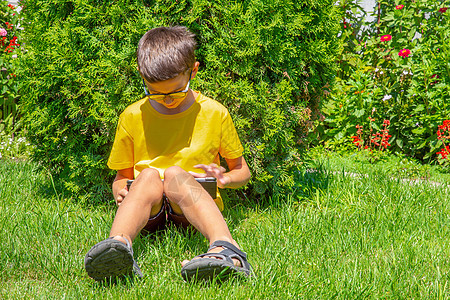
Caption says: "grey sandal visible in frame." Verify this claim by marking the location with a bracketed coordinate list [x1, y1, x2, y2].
[84, 236, 143, 281]
[181, 240, 252, 281]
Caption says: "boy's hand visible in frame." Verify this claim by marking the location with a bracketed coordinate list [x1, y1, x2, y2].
[112, 168, 134, 206]
[115, 188, 128, 206]
[189, 164, 231, 189]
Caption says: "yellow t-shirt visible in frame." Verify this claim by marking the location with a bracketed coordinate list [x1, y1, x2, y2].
[107, 92, 244, 210]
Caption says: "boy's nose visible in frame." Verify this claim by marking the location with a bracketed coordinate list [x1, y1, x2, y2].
[164, 95, 174, 104]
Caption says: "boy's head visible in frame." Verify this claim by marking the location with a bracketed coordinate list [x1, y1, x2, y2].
[137, 26, 197, 83]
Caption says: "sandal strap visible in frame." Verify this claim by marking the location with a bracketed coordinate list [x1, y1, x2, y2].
[110, 235, 133, 253]
[208, 240, 247, 260]
[194, 252, 234, 265]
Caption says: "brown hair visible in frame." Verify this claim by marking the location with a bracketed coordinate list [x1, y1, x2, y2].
[137, 26, 197, 83]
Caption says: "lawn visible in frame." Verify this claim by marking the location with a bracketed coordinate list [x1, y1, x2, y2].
[1, 152, 449, 299]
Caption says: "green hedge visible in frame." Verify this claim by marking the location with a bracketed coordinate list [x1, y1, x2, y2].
[18, 0, 340, 202]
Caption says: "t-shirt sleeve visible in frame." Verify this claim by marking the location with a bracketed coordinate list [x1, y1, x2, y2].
[107, 114, 134, 170]
[219, 110, 244, 159]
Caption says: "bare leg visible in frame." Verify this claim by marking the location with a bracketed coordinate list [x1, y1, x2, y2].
[164, 166, 234, 242]
[163, 166, 241, 267]
[110, 168, 164, 245]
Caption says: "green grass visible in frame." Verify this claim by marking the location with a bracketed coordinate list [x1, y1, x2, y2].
[1, 153, 449, 299]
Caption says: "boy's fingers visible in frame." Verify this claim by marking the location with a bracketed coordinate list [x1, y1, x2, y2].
[193, 164, 215, 176]
[193, 164, 209, 170]
[211, 167, 223, 178]
[118, 188, 128, 197]
[194, 164, 226, 174]
[188, 171, 206, 178]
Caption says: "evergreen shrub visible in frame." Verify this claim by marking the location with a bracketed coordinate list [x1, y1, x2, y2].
[18, 0, 340, 202]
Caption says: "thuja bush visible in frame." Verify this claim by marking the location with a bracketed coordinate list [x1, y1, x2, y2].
[18, 0, 340, 202]
[321, 0, 450, 162]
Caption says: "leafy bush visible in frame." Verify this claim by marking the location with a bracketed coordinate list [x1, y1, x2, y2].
[0, 114, 32, 160]
[18, 0, 340, 202]
[321, 0, 450, 163]
[0, 0, 20, 120]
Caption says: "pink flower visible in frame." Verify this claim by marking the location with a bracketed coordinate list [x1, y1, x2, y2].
[0, 28, 7, 37]
[396, 4, 404, 9]
[380, 34, 392, 42]
[398, 49, 411, 58]
[439, 7, 448, 13]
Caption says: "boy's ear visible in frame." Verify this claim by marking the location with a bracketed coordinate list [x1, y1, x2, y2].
[191, 61, 200, 79]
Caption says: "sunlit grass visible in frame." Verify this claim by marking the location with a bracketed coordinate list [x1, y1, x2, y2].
[1, 154, 449, 299]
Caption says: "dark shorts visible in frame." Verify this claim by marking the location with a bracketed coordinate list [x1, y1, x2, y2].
[142, 196, 193, 234]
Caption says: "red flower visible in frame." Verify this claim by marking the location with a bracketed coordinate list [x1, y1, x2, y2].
[439, 7, 448, 13]
[398, 49, 411, 58]
[380, 34, 392, 42]
[7, 4, 15, 9]
[351, 136, 362, 147]
[383, 119, 390, 126]
[431, 74, 440, 85]
[441, 120, 450, 128]
[396, 5, 404, 9]
[438, 120, 450, 136]
[437, 146, 450, 159]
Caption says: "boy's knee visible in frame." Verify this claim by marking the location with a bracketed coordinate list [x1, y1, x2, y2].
[136, 167, 161, 183]
[132, 168, 164, 196]
[164, 166, 198, 205]
[163, 166, 186, 180]
[131, 168, 164, 213]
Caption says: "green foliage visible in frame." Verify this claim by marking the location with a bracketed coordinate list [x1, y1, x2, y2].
[0, 0, 20, 120]
[18, 0, 340, 202]
[321, 0, 450, 163]
[0, 113, 32, 160]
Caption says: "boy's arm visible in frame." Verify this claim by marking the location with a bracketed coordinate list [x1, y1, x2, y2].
[222, 156, 251, 189]
[112, 167, 134, 205]
[190, 156, 251, 189]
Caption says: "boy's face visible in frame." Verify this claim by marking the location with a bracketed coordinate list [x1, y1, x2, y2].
[143, 62, 199, 109]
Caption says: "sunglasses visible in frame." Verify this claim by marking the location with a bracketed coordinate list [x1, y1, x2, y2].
[143, 72, 191, 101]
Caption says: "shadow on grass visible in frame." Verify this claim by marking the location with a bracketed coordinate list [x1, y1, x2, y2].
[222, 160, 332, 227]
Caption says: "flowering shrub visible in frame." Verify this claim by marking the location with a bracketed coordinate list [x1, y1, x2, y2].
[321, 0, 450, 163]
[351, 118, 391, 156]
[0, 0, 20, 121]
[436, 120, 450, 166]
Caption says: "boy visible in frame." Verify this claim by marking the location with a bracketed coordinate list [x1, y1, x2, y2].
[84, 26, 252, 282]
